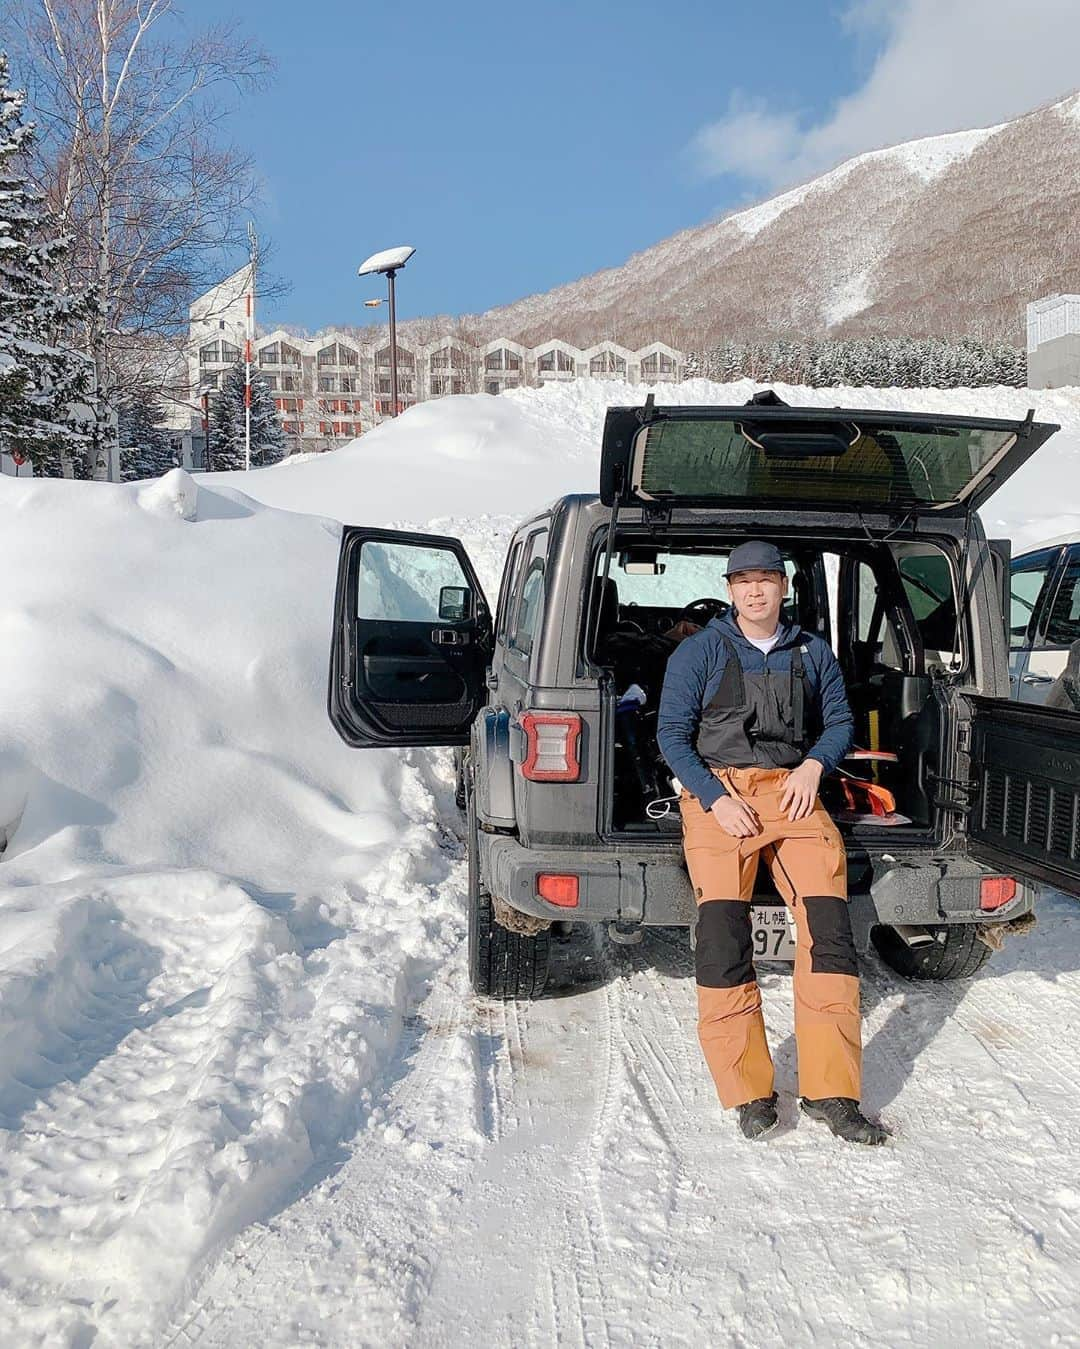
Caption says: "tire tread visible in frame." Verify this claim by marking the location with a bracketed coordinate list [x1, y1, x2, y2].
[872, 921, 992, 981]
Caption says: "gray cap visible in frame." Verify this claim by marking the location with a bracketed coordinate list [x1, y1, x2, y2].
[727, 540, 785, 577]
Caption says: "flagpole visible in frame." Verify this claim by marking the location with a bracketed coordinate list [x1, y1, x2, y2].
[244, 223, 258, 471]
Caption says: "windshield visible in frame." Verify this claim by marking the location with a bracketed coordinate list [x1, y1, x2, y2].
[631, 416, 1019, 508]
[603, 550, 797, 606]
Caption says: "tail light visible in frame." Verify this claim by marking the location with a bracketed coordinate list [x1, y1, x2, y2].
[520, 712, 581, 782]
[980, 876, 1017, 911]
[538, 873, 579, 907]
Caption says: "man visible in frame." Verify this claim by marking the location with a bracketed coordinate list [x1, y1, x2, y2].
[657, 541, 886, 1146]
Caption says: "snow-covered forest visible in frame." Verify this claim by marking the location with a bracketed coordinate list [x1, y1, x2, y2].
[685, 334, 1027, 388]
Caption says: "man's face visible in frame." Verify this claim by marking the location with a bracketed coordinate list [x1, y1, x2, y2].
[727, 569, 788, 628]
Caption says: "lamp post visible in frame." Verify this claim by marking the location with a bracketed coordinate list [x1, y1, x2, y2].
[200, 386, 212, 471]
[358, 245, 415, 417]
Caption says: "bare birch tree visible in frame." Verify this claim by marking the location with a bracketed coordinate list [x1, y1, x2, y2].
[9, 0, 272, 474]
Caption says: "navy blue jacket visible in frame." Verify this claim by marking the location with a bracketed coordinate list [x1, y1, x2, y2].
[657, 613, 854, 810]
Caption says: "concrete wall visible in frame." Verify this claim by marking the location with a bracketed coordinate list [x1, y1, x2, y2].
[1028, 332, 1080, 388]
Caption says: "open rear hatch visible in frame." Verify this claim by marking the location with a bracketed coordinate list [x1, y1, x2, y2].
[600, 395, 1059, 514]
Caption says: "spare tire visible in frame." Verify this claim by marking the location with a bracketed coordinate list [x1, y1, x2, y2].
[871, 922, 992, 981]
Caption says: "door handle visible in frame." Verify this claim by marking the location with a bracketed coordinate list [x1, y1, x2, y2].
[1021, 672, 1053, 684]
[432, 628, 468, 646]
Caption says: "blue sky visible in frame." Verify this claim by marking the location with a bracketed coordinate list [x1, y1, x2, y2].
[175, 0, 1080, 334]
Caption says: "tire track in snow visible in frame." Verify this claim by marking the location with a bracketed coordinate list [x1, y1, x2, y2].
[163, 919, 1080, 1348]
[554, 978, 619, 1349]
[161, 973, 474, 1348]
[465, 971, 622, 1349]
[619, 935, 829, 1346]
[946, 969, 1080, 1336]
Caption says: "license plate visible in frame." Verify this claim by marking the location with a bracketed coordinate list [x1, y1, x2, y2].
[751, 905, 796, 961]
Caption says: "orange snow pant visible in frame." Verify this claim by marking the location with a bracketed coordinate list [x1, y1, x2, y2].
[680, 766, 861, 1109]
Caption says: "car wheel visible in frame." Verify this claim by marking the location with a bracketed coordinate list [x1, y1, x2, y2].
[467, 785, 549, 999]
[871, 922, 992, 981]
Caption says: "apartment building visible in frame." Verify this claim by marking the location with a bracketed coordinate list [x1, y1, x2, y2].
[173, 269, 685, 462]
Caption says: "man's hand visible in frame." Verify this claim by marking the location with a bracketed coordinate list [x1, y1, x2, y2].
[710, 793, 760, 838]
[779, 759, 824, 821]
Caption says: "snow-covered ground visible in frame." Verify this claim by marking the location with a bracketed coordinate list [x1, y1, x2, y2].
[1, 378, 1080, 1346]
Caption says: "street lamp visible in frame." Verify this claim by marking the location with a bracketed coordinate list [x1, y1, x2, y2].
[199, 384, 214, 471]
[358, 244, 415, 418]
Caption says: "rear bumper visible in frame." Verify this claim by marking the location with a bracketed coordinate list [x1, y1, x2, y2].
[480, 834, 1036, 941]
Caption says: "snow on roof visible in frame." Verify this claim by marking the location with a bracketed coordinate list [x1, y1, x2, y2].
[357, 244, 415, 275]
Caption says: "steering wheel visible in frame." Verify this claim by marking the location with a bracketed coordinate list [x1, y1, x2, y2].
[679, 597, 729, 626]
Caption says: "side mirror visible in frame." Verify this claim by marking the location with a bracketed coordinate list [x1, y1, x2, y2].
[439, 585, 471, 622]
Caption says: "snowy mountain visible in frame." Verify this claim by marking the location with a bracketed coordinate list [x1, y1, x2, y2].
[3, 379, 1080, 1343]
[465, 95, 1080, 350]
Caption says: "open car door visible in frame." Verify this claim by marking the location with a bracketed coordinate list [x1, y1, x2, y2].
[328, 526, 492, 748]
[600, 397, 1059, 515]
[966, 696, 1080, 894]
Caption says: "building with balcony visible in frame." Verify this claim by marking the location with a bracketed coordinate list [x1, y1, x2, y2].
[637, 342, 682, 383]
[424, 339, 474, 399]
[481, 340, 527, 396]
[533, 340, 583, 382]
[584, 341, 637, 381]
[174, 274, 690, 461]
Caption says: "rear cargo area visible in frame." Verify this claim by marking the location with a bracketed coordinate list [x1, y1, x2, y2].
[592, 531, 960, 844]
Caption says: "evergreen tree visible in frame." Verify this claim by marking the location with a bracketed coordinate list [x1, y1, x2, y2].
[685, 332, 1026, 392]
[116, 384, 175, 480]
[248, 364, 286, 466]
[0, 53, 95, 476]
[209, 361, 286, 471]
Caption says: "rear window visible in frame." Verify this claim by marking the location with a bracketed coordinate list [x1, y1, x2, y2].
[632, 417, 1018, 509]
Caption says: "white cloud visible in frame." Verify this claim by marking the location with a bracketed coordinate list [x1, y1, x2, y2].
[690, 94, 801, 182]
[691, 0, 1080, 191]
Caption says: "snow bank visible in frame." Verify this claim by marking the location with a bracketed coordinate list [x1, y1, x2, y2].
[219, 377, 1080, 550]
[207, 390, 599, 523]
[0, 472, 479, 1343]
[1, 377, 1079, 1344]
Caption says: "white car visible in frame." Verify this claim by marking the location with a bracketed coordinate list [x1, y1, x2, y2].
[1009, 536, 1080, 703]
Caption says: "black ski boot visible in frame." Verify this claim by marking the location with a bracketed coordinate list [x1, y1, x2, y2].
[737, 1094, 779, 1141]
[800, 1096, 888, 1146]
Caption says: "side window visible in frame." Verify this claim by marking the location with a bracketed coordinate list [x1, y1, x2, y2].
[856, 563, 878, 643]
[356, 540, 469, 622]
[495, 540, 524, 642]
[1009, 549, 1057, 648]
[513, 564, 544, 657]
[854, 560, 902, 671]
[898, 551, 957, 657]
[509, 531, 547, 659]
[1044, 555, 1080, 648]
